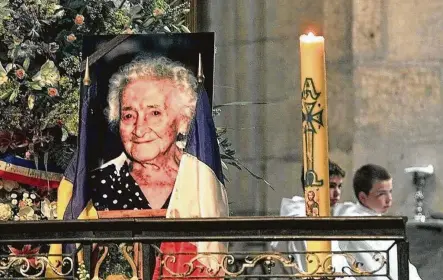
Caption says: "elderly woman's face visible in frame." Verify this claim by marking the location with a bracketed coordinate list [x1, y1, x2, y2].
[119, 78, 184, 163]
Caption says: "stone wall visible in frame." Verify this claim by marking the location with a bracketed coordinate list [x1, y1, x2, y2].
[352, 0, 443, 217]
[200, 0, 443, 218]
[200, 0, 333, 216]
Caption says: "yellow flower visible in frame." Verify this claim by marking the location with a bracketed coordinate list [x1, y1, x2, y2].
[18, 206, 36, 221]
[0, 203, 12, 221]
[27, 94, 35, 109]
[31, 60, 60, 87]
[0, 75, 7, 85]
[41, 199, 58, 220]
[26, 198, 33, 207]
[0, 63, 8, 85]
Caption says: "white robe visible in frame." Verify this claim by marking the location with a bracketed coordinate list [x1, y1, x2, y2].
[270, 196, 355, 279]
[336, 203, 422, 280]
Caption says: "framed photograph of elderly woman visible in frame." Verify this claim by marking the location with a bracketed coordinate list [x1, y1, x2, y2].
[78, 33, 216, 216]
[55, 32, 228, 280]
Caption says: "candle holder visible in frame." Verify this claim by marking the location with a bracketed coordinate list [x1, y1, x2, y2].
[404, 165, 434, 222]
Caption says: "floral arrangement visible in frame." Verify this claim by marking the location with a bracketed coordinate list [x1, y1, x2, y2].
[0, 0, 192, 169]
[0, 179, 57, 221]
[0, 178, 56, 277]
[0, 0, 271, 277]
[0, 1, 192, 278]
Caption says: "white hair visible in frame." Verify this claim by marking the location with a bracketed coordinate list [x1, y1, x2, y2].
[106, 56, 198, 131]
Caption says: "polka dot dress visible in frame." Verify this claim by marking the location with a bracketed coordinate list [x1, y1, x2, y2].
[90, 162, 171, 211]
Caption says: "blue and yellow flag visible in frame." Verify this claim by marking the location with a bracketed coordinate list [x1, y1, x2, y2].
[46, 83, 97, 278]
[61, 81, 98, 221]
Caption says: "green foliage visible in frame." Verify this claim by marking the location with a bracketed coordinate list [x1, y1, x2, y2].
[0, 0, 191, 169]
[0, 1, 272, 277]
[0, 0, 192, 275]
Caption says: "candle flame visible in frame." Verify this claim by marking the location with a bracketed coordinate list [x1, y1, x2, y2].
[300, 32, 324, 43]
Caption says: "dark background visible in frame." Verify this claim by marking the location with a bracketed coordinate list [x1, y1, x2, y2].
[81, 33, 215, 168]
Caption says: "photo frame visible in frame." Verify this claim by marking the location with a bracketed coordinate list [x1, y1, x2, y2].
[57, 32, 227, 280]
[81, 33, 215, 172]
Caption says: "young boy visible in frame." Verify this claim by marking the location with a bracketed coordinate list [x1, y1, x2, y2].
[337, 164, 422, 280]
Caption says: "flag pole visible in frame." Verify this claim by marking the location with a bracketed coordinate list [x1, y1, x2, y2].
[197, 53, 205, 86]
[83, 57, 91, 86]
[46, 56, 92, 278]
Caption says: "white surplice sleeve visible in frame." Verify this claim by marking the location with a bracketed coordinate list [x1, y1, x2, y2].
[337, 203, 422, 280]
[270, 196, 308, 274]
[271, 198, 355, 279]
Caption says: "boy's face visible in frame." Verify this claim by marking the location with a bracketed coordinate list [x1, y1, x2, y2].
[329, 175, 343, 206]
[359, 179, 393, 214]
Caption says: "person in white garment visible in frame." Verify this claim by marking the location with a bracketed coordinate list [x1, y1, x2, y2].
[337, 164, 422, 280]
[271, 160, 355, 279]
